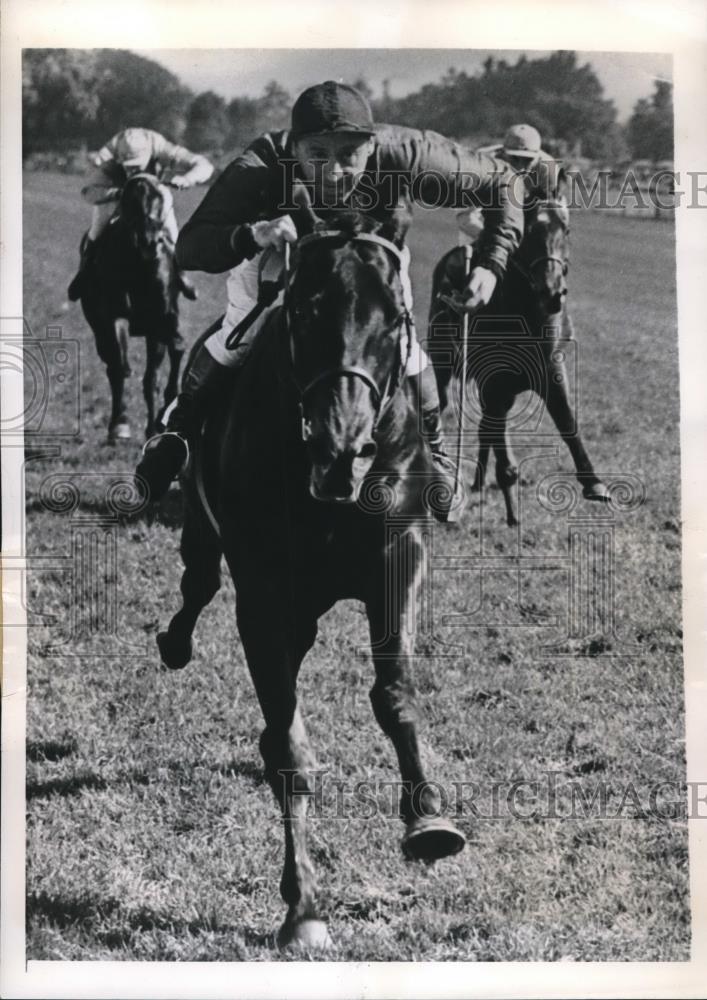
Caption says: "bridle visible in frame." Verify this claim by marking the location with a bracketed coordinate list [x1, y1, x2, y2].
[509, 199, 570, 293]
[284, 229, 414, 441]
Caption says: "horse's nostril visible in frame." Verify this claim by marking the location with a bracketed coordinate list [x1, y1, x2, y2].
[358, 442, 377, 461]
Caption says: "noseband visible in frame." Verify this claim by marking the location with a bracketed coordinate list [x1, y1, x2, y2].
[285, 230, 414, 441]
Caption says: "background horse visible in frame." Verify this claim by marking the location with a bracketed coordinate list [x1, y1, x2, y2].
[429, 184, 608, 525]
[78, 174, 186, 442]
[156, 204, 466, 948]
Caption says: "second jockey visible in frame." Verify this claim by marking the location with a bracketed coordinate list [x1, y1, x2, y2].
[67, 127, 214, 302]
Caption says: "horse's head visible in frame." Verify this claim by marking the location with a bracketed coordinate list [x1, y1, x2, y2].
[119, 174, 170, 253]
[286, 202, 413, 504]
[517, 176, 570, 317]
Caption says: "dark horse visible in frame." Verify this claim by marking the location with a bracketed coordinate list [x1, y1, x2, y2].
[429, 182, 607, 525]
[156, 205, 466, 948]
[78, 174, 186, 442]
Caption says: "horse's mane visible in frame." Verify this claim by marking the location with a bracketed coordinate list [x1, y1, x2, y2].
[306, 203, 412, 248]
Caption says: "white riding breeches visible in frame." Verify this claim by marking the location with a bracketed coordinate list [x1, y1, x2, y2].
[204, 242, 429, 375]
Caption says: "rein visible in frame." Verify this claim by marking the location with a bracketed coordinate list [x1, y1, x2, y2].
[510, 252, 568, 289]
[284, 229, 414, 441]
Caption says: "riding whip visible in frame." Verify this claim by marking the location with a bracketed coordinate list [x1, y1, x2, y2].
[451, 243, 474, 518]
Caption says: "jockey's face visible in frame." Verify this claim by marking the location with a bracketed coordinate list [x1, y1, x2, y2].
[294, 133, 375, 206]
[506, 153, 539, 174]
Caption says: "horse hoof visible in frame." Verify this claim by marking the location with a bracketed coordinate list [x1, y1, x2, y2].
[277, 919, 332, 951]
[157, 630, 192, 671]
[583, 482, 610, 502]
[497, 466, 519, 488]
[402, 816, 466, 862]
[108, 421, 131, 443]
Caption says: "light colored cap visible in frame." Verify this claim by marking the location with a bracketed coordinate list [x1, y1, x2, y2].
[114, 128, 152, 167]
[503, 123, 542, 158]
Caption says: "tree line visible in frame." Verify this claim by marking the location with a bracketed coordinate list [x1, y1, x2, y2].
[22, 48, 673, 164]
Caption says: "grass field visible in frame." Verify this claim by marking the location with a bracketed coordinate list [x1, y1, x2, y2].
[22, 171, 689, 961]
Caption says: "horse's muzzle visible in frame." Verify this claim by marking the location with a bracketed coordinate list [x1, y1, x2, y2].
[308, 446, 377, 505]
[541, 290, 566, 316]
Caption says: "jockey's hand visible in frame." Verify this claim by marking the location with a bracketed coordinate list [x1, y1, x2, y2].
[251, 216, 298, 252]
[170, 175, 192, 190]
[461, 266, 498, 311]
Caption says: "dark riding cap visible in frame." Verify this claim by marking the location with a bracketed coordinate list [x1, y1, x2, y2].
[291, 81, 376, 138]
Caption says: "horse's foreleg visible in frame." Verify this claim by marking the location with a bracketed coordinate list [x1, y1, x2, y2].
[95, 323, 130, 442]
[115, 317, 131, 376]
[366, 537, 465, 862]
[163, 342, 184, 411]
[492, 404, 519, 527]
[157, 500, 221, 670]
[545, 365, 609, 502]
[473, 411, 492, 493]
[478, 390, 519, 525]
[143, 339, 166, 440]
[235, 593, 326, 948]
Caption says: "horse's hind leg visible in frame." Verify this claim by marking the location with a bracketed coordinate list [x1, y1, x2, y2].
[143, 338, 167, 439]
[366, 539, 466, 862]
[157, 500, 221, 670]
[234, 591, 326, 948]
[94, 322, 130, 442]
[544, 364, 609, 502]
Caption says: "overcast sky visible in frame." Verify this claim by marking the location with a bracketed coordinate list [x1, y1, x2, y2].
[135, 48, 672, 122]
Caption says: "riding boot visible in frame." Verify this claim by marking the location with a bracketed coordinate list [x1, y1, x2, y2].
[67, 234, 96, 301]
[136, 345, 230, 502]
[416, 365, 466, 523]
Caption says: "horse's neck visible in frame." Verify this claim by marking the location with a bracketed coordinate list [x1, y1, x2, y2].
[491, 265, 543, 330]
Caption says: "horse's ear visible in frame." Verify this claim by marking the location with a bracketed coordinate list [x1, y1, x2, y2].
[377, 202, 413, 247]
[291, 180, 321, 236]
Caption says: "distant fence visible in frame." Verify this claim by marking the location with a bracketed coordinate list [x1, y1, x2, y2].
[580, 183, 675, 222]
[24, 151, 90, 174]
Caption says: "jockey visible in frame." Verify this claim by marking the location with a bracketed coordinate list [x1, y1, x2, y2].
[457, 123, 560, 242]
[136, 81, 525, 520]
[67, 127, 214, 302]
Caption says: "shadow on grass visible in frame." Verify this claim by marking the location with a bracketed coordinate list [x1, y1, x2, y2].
[27, 772, 107, 800]
[210, 759, 265, 786]
[25, 488, 185, 531]
[27, 738, 79, 763]
[27, 889, 274, 955]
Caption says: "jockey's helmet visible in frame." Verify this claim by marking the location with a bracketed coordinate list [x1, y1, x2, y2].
[291, 81, 375, 138]
[502, 124, 542, 160]
[115, 128, 152, 169]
